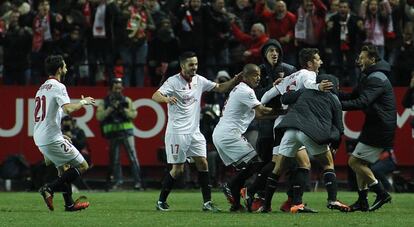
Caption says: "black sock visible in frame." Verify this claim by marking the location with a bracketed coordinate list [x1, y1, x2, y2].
[159, 173, 176, 202]
[264, 173, 279, 209]
[358, 189, 368, 201]
[286, 167, 297, 199]
[323, 169, 337, 201]
[292, 168, 309, 205]
[49, 168, 81, 192]
[198, 171, 211, 203]
[62, 183, 74, 207]
[248, 162, 274, 197]
[369, 181, 387, 197]
[229, 165, 254, 205]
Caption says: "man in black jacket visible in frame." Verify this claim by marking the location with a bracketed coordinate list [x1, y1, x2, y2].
[341, 44, 396, 212]
[261, 74, 350, 213]
[241, 39, 297, 212]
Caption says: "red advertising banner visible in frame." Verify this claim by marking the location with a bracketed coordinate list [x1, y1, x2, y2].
[0, 86, 413, 166]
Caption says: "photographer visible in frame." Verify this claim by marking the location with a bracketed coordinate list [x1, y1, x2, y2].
[96, 78, 143, 190]
[61, 116, 90, 164]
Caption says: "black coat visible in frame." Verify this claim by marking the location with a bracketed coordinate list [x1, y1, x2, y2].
[277, 89, 344, 148]
[255, 39, 297, 138]
[340, 61, 397, 149]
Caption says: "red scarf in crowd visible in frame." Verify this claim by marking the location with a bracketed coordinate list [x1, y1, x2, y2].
[32, 14, 50, 52]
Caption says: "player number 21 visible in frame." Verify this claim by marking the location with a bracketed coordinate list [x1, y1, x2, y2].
[34, 95, 47, 122]
[170, 144, 179, 155]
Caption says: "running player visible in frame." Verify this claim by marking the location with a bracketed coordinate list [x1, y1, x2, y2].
[34, 55, 95, 211]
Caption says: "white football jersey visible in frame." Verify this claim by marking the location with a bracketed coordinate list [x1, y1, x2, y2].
[215, 82, 261, 134]
[261, 69, 320, 128]
[33, 79, 70, 146]
[158, 74, 216, 134]
[275, 69, 318, 94]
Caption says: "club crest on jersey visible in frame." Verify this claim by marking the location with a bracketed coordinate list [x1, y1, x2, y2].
[182, 95, 197, 106]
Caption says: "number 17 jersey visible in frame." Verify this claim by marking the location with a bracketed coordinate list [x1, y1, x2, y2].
[33, 79, 70, 146]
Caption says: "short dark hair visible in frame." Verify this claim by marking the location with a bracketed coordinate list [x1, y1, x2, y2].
[179, 51, 197, 64]
[110, 78, 123, 89]
[299, 48, 319, 68]
[242, 64, 260, 77]
[44, 55, 64, 76]
[361, 43, 381, 63]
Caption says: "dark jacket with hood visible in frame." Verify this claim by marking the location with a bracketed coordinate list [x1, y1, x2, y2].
[255, 39, 297, 138]
[339, 60, 396, 149]
[276, 74, 344, 148]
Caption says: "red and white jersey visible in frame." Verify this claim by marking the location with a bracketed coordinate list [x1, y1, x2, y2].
[215, 82, 261, 134]
[158, 74, 216, 134]
[261, 69, 320, 128]
[33, 79, 70, 146]
[275, 69, 319, 94]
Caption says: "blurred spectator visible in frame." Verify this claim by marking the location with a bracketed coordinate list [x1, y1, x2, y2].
[228, 0, 256, 32]
[359, 0, 392, 58]
[230, 22, 269, 64]
[395, 23, 414, 86]
[58, 26, 87, 85]
[146, 0, 168, 28]
[386, 0, 405, 84]
[87, 0, 120, 85]
[326, 0, 365, 86]
[326, 0, 340, 21]
[117, 0, 155, 87]
[0, 9, 32, 85]
[148, 18, 180, 86]
[205, 0, 232, 79]
[255, 0, 297, 65]
[294, 0, 327, 49]
[30, 0, 64, 84]
[174, 0, 209, 75]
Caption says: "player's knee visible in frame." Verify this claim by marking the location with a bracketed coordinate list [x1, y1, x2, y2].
[194, 157, 208, 171]
[348, 156, 358, 169]
[171, 165, 185, 177]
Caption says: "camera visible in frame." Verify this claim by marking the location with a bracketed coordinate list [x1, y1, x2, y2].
[109, 93, 129, 110]
[108, 93, 129, 123]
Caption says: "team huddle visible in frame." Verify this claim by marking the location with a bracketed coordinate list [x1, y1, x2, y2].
[33, 41, 395, 213]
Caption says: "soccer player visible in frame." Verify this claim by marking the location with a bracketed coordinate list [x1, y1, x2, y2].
[262, 74, 350, 213]
[261, 48, 346, 212]
[34, 55, 95, 211]
[152, 51, 241, 212]
[212, 64, 276, 211]
[341, 44, 395, 212]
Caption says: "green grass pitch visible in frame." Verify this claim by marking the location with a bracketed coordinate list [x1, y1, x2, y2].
[1, 191, 414, 226]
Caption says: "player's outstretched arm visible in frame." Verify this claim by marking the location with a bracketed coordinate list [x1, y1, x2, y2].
[213, 72, 242, 93]
[62, 95, 95, 115]
[152, 91, 177, 104]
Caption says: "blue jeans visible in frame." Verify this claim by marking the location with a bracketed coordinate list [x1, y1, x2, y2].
[119, 42, 148, 87]
[109, 136, 142, 185]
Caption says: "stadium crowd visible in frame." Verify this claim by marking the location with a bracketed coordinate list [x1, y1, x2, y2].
[1, 0, 414, 87]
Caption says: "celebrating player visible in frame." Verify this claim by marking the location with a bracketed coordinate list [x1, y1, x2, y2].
[34, 55, 95, 211]
[152, 51, 241, 212]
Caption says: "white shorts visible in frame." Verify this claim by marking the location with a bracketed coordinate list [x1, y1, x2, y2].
[213, 128, 257, 166]
[38, 139, 85, 168]
[279, 129, 328, 157]
[352, 142, 383, 163]
[165, 131, 207, 164]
